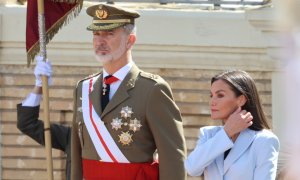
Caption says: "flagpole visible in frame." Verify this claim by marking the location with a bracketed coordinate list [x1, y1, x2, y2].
[37, 0, 54, 179]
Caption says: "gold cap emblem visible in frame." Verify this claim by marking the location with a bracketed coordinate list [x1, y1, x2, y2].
[95, 6, 108, 19]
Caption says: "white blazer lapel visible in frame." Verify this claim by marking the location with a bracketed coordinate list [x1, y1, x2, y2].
[223, 129, 256, 173]
[216, 154, 225, 177]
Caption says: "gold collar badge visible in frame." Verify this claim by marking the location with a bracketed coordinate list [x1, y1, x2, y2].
[95, 6, 108, 19]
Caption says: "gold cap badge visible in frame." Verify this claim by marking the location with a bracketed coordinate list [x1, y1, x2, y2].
[95, 6, 108, 19]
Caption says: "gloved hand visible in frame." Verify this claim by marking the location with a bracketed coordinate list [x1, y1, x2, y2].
[34, 55, 53, 87]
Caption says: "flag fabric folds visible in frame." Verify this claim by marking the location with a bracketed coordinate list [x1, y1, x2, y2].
[26, 0, 83, 66]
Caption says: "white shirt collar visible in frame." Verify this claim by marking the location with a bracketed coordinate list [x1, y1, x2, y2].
[102, 61, 133, 82]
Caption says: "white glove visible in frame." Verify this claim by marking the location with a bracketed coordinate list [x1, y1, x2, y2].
[34, 55, 53, 87]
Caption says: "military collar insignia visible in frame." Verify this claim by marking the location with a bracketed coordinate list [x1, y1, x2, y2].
[126, 79, 135, 88]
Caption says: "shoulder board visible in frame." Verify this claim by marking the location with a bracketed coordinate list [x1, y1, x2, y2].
[77, 72, 101, 85]
[140, 71, 160, 81]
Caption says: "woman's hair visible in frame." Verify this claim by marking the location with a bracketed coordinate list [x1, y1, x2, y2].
[211, 70, 270, 131]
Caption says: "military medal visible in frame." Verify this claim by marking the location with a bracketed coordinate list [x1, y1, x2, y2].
[102, 84, 107, 95]
[111, 106, 143, 146]
[118, 131, 133, 145]
[120, 106, 133, 119]
[111, 118, 123, 131]
[129, 118, 142, 132]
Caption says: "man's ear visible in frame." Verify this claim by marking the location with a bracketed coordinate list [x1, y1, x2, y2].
[127, 34, 136, 49]
[238, 94, 247, 107]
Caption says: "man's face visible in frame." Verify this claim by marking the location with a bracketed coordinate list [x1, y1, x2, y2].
[93, 27, 129, 64]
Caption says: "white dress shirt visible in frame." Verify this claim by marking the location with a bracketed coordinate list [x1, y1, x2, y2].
[22, 61, 133, 107]
[102, 61, 133, 100]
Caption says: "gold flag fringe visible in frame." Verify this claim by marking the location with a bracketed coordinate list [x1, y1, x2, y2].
[27, 0, 83, 67]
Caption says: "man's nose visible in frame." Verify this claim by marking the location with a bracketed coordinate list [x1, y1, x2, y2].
[94, 36, 107, 45]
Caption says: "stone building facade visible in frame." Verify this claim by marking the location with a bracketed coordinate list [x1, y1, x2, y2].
[0, 3, 282, 180]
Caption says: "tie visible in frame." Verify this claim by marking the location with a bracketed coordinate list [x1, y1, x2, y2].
[101, 75, 119, 111]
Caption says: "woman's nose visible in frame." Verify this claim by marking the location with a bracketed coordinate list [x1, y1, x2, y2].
[210, 98, 216, 106]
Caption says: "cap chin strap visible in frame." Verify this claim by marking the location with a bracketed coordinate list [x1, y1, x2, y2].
[93, 19, 131, 23]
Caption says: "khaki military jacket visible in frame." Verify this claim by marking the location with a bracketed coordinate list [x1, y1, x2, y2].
[71, 64, 186, 180]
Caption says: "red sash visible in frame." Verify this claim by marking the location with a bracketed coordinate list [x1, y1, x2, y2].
[82, 159, 159, 180]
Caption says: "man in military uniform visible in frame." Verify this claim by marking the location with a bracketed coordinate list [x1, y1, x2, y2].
[71, 3, 186, 180]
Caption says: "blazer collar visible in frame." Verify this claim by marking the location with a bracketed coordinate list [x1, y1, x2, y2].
[223, 128, 257, 173]
[89, 64, 140, 119]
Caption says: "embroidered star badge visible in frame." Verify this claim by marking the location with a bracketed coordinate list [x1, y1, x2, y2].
[129, 118, 142, 132]
[120, 106, 133, 119]
[111, 118, 123, 131]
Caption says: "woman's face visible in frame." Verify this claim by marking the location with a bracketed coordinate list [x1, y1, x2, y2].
[210, 79, 241, 121]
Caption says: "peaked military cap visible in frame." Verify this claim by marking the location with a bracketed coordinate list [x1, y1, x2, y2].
[86, 4, 140, 31]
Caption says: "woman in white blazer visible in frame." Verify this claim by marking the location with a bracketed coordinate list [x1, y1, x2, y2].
[185, 70, 280, 180]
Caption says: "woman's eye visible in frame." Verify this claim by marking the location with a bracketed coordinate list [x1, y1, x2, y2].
[217, 94, 224, 98]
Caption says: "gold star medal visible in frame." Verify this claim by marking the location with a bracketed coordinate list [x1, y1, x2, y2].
[111, 118, 123, 131]
[118, 131, 133, 146]
[120, 106, 133, 119]
[129, 118, 142, 132]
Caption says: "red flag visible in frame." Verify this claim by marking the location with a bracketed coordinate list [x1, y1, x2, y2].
[26, 0, 83, 66]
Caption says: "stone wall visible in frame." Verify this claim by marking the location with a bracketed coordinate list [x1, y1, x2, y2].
[0, 3, 279, 180]
[0, 64, 272, 179]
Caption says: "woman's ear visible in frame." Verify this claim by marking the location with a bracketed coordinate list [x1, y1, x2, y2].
[238, 94, 247, 107]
